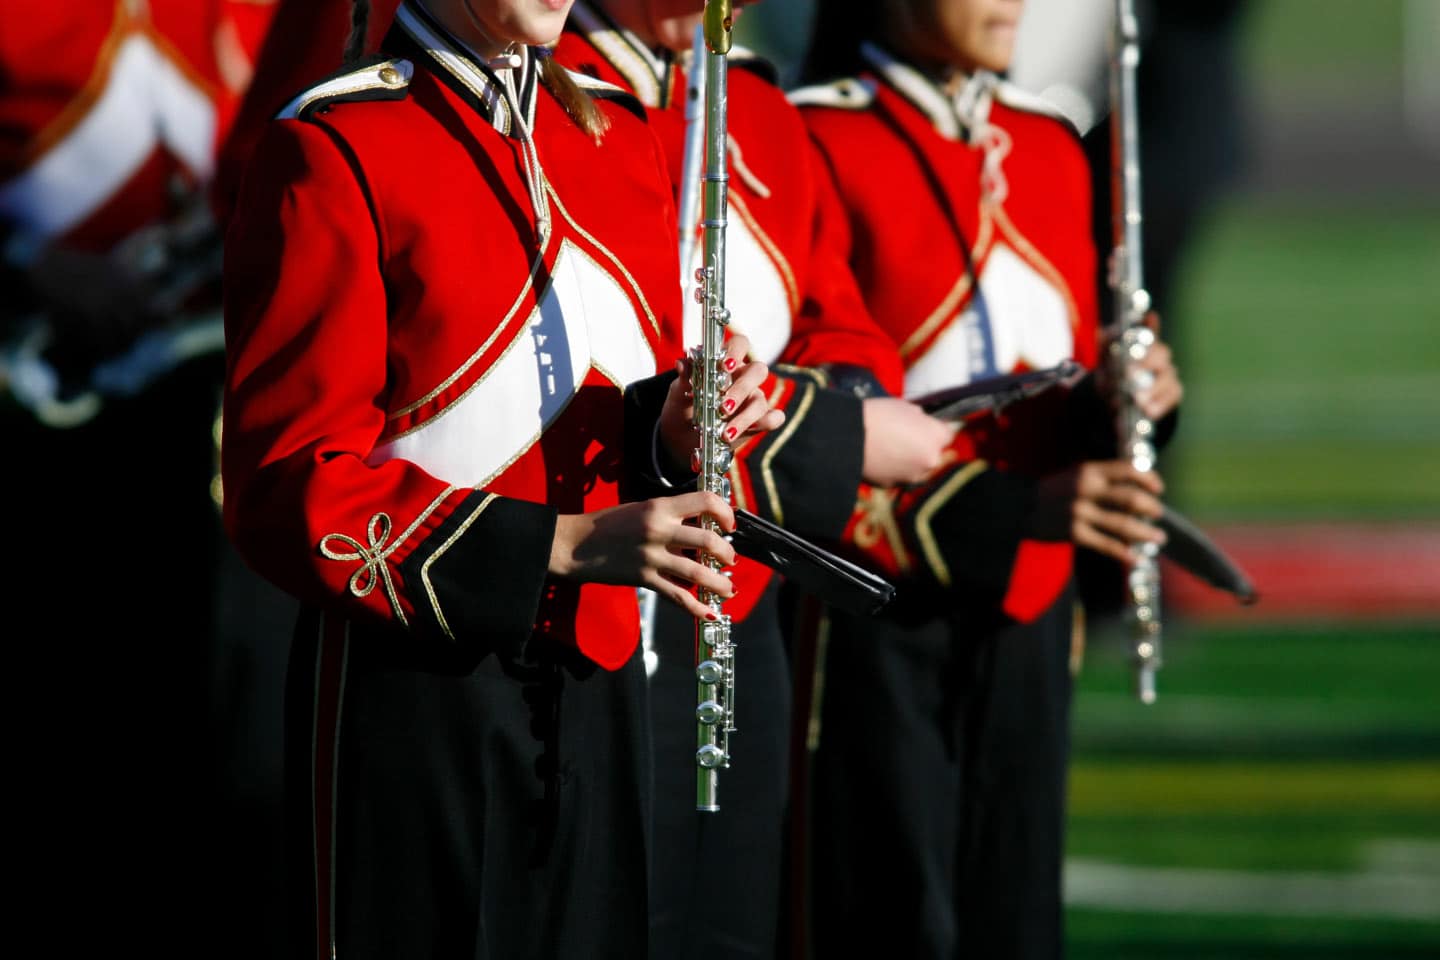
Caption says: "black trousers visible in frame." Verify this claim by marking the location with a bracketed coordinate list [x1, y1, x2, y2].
[286, 612, 652, 960]
[806, 590, 1075, 960]
[649, 580, 791, 960]
[5, 361, 223, 952]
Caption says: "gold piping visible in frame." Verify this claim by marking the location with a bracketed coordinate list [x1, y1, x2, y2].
[913, 460, 988, 587]
[387, 243, 548, 422]
[282, 62, 407, 120]
[899, 206, 995, 360]
[730, 191, 800, 316]
[419, 492, 499, 640]
[547, 183, 663, 339]
[316, 486, 458, 625]
[851, 486, 912, 575]
[989, 204, 1081, 334]
[758, 380, 816, 527]
[806, 606, 831, 752]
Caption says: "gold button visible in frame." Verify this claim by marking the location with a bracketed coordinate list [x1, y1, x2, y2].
[378, 66, 401, 86]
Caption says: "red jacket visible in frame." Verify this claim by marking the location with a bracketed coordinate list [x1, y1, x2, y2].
[212, 0, 394, 223]
[796, 44, 1102, 621]
[223, 2, 682, 669]
[555, 3, 905, 620]
[1, 0, 271, 255]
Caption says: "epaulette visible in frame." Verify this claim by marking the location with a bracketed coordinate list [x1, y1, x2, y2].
[277, 55, 413, 122]
[992, 80, 1080, 135]
[786, 77, 876, 111]
[568, 68, 648, 122]
[727, 44, 781, 87]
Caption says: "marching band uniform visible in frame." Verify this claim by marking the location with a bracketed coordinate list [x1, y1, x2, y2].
[213, 0, 397, 222]
[0, 0, 273, 948]
[555, 8, 905, 958]
[793, 43, 1105, 959]
[222, 3, 691, 955]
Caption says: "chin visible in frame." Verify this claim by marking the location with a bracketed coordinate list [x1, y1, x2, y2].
[976, 44, 1015, 74]
[511, 12, 570, 46]
[507, 0, 573, 44]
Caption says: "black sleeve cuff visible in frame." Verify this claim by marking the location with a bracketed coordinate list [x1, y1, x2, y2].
[621, 369, 692, 501]
[908, 464, 1038, 602]
[399, 491, 557, 658]
[1061, 372, 1118, 461]
[746, 380, 864, 540]
[1064, 372, 1181, 459]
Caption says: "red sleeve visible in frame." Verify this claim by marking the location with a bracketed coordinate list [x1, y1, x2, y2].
[210, 0, 401, 225]
[222, 118, 555, 644]
[778, 139, 906, 396]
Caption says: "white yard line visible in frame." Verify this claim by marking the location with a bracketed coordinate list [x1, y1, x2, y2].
[1066, 844, 1440, 922]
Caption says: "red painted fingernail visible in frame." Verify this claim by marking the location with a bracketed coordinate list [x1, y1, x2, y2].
[722, 398, 736, 413]
[725, 358, 737, 371]
[707, 613, 719, 621]
[724, 426, 737, 440]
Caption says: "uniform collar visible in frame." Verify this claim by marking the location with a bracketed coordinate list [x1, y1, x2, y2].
[568, 0, 678, 109]
[393, 0, 539, 139]
[861, 42, 997, 144]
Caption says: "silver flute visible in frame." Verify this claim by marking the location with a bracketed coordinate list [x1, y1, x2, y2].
[1108, 0, 1162, 704]
[692, 0, 736, 812]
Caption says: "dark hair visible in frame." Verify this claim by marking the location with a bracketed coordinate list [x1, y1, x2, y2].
[345, 0, 372, 63]
[799, 0, 887, 86]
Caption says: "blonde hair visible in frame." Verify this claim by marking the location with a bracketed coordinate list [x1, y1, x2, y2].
[538, 54, 611, 142]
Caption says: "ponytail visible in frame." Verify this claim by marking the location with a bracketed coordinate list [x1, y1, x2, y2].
[538, 53, 611, 142]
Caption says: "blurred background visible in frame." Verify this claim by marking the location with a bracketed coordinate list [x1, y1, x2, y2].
[741, 0, 1440, 957]
[5, 0, 1431, 955]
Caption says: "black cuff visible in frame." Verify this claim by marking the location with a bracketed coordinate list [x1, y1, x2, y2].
[1062, 372, 1119, 461]
[746, 381, 864, 540]
[1065, 372, 1180, 458]
[621, 369, 691, 501]
[399, 491, 557, 658]
[909, 465, 1038, 601]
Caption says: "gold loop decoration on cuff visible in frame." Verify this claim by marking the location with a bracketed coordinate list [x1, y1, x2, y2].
[320, 512, 408, 624]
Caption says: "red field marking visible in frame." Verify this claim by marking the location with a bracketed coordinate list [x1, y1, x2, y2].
[1164, 522, 1440, 623]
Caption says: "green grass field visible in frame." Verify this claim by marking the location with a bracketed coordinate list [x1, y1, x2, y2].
[1164, 202, 1440, 521]
[1067, 624, 1440, 958]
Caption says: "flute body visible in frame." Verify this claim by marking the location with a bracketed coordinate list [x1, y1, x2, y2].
[1108, 0, 1162, 703]
[693, 0, 736, 812]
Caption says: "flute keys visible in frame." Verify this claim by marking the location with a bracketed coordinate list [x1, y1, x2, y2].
[1129, 438, 1155, 473]
[696, 700, 726, 725]
[1128, 572, 1152, 603]
[1129, 287, 1152, 316]
[696, 660, 724, 684]
[696, 744, 727, 769]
